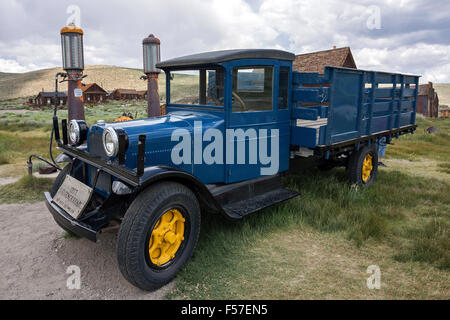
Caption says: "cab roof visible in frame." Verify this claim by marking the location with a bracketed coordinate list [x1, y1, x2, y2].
[156, 49, 295, 69]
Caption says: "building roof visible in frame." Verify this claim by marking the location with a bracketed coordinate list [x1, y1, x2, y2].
[37, 91, 67, 98]
[81, 83, 107, 94]
[113, 89, 139, 95]
[157, 49, 295, 69]
[418, 83, 434, 96]
[293, 47, 356, 74]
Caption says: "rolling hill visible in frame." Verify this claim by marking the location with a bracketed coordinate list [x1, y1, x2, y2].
[434, 83, 450, 107]
[0, 65, 166, 100]
[0, 66, 449, 107]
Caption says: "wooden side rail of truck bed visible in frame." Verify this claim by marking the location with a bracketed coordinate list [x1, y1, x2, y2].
[290, 66, 419, 153]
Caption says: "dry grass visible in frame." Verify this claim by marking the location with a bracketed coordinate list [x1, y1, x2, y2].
[0, 164, 28, 179]
[168, 117, 450, 300]
[0, 175, 53, 204]
[171, 227, 450, 299]
[385, 159, 449, 181]
[0, 129, 57, 164]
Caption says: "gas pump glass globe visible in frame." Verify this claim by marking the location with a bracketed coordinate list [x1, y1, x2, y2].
[143, 34, 161, 73]
[60, 24, 84, 70]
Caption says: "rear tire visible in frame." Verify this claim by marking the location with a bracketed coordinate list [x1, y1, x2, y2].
[117, 181, 200, 291]
[347, 145, 378, 186]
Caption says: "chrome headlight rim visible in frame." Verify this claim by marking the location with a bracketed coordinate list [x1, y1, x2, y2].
[68, 120, 80, 145]
[102, 126, 119, 157]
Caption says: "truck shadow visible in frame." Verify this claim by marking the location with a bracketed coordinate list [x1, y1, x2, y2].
[54, 232, 173, 298]
[53, 161, 347, 297]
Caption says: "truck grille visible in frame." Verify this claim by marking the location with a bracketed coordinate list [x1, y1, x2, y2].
[90, 166, 111, 193]
[88, 131, 108, 160]
[87, 132, 112, 194]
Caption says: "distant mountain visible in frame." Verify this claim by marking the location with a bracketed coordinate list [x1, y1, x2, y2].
[0, 72, 17, 79]
[0, 65, 166, 100]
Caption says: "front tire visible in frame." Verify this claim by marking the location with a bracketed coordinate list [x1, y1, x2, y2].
[50, 164, 70, 197]
[347, 145, 378, 186]
[117, 181, 201, 291]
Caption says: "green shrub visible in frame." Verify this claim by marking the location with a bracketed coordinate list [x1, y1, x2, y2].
[0, 175, 54, 203]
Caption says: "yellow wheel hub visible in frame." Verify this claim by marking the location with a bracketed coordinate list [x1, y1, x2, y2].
[362, 154, 373, 183]
[148, 209, 185, 266]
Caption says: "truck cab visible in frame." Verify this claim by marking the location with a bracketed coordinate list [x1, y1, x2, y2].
[158, 49, 294, 184]
[45, 49, 418, 291]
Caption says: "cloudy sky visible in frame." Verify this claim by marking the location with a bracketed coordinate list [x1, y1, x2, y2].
[0, 0, 449, 82]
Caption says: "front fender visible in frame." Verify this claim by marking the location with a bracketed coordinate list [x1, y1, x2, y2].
[136, 166, 234, 220]
[55, 153, 73, 163]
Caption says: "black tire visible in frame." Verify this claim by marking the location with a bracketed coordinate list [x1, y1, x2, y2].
[117, 181, 201, 291]
[347, 145, 378, 186]
[50, 164, 77, 236]
[50, 164, 70, 197]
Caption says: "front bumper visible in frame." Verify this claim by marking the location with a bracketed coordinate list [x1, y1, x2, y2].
[44, 192, 98, 242]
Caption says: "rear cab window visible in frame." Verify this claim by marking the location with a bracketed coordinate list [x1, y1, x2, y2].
[232, 66, 273, 112]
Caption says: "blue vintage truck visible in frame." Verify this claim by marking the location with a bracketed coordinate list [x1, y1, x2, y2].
[45, 49, 419, 290]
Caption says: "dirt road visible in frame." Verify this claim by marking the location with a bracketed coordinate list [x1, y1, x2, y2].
[0, 202, 172, 299]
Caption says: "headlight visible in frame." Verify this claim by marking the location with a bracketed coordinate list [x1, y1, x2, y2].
[68, 120, 88, 145]
[103, 127, 119, 157]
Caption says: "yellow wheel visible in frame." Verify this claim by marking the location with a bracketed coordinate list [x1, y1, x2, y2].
[347, 145, 378, 186]
[148, 209, 186, 266]
[361, 154, 373, 183]
[117, 182, 200, 291]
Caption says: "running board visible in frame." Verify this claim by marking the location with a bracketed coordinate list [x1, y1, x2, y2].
[207, 175, 299, 219]
[222, 188, 298, 218]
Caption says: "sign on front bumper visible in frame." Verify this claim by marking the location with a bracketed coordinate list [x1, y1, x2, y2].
[53, 175, 92, 218]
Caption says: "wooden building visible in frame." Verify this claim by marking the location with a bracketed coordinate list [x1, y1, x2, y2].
[33, 91, 67, 107]
[111, 89, 142, 100]
[440, 106, 450, 119]
[81, 83, 107, 104]
[293, 46, 357, 74]
[417, 82, 439, 118]
[137, 90, 147, 99]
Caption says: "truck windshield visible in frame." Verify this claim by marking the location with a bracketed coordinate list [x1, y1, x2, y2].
[169, 67, 225, 107]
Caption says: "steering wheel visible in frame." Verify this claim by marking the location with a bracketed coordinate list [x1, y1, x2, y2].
[231, 91, 247, 111]
[208, 85, 223, 106]
[208, 85, 247, 111]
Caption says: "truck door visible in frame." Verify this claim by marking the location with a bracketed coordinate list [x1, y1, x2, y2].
[225, 63, 291, 183]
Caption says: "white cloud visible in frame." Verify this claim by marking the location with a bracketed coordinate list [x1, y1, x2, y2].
[0, 58, 29, 73]
[0, 0, 449, 82]
[355, 43, 450, 82]
[0, 39, 60, 72]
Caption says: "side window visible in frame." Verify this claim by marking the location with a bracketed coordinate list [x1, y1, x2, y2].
[278, 67, 289, 109]
[232, 66, 273, 112]
[169, 67, 225, 106]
